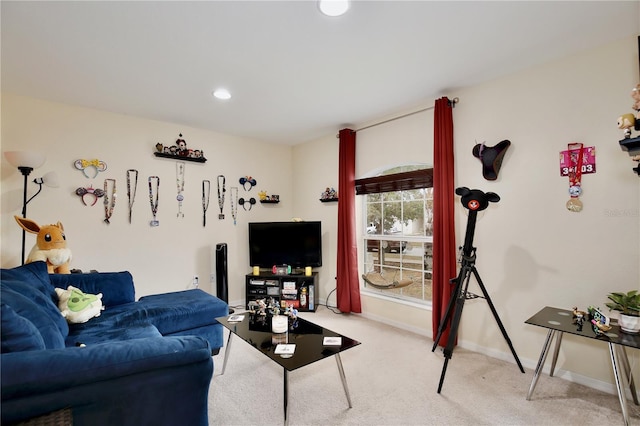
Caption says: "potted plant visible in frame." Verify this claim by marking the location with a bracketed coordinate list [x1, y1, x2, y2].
[605, 290, 640, 334]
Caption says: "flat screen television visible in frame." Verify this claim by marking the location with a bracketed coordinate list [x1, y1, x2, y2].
[248, 221, 322, 268]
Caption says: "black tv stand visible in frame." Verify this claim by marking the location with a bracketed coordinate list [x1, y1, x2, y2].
[245, 272, 318, 312]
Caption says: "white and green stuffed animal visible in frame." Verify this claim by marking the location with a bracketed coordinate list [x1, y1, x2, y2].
[55, 285, 104, 324]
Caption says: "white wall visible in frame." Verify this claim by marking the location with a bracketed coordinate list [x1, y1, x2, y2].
[292, 35, 640, 390]
[1, 94, 294, 305]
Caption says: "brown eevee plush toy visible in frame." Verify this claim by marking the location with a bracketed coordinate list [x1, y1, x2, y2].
[14, 216, 72, 274]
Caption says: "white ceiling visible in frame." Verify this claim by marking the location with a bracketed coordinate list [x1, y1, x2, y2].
[2, 1, 639, 145]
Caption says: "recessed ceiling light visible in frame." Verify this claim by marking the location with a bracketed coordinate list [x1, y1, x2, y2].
[318, 0, 350, 17]
[213, 88, 231, 100]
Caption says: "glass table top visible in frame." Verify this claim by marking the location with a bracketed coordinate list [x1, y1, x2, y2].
[217, 314, 361, 371]
[525, 306, 640, 349]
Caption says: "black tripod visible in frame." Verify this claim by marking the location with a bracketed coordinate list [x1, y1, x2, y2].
[432, 187, 524, 393]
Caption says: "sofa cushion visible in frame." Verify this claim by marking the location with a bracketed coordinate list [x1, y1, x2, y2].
[1, 262, 69, 339]
[0, 287, 65, 349]
[1, 261, 54, 297]
[137, 289, 228, 335]
[1, 303, 46, 353]
[66, 302, 156, 332]
[50, 271, 135, 307]
[66, 323, 162, 347]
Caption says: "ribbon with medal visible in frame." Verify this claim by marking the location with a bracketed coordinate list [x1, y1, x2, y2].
[566, 143, 584, 212]
[560, 143, 596, 212]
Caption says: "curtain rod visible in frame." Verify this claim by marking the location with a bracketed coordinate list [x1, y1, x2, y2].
[336, 97, 459, 137]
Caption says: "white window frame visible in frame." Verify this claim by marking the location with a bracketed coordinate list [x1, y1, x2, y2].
[359, 166, 433, 308]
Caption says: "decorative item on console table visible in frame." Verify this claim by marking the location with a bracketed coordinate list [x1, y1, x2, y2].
[605, 290, 640, 334]
[247, 298, 299, 333]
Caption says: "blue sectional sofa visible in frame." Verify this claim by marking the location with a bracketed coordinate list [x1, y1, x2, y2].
[1, 261, 229, 426]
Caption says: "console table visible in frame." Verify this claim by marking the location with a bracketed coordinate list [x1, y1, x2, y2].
[525, 306, 639, 425]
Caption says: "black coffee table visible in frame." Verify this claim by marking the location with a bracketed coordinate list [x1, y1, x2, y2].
[216, 313, 360, 425]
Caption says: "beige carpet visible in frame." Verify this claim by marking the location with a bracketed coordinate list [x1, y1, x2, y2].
[208, 306, 640, 425]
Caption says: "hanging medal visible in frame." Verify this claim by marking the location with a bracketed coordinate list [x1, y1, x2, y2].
[217, 175, 226, 219]
[566, 143, 584, 212]
[202, 180, 210, 227]
[103, 178, 116, 224]
[126, 169, 138, 224]
[176, 161, 185, 218]
[149, 176, 160, 226]
[230, 186, 239, 225]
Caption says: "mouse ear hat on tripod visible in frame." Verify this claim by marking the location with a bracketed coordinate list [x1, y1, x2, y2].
[472, 139, 511, 180]
[455, 187, 500, 211]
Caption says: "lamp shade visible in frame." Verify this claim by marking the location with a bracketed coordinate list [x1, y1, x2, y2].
[36, 171, 60, 188]
[4, 151, 46, 169]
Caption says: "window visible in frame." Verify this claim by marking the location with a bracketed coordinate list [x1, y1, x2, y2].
[357, 166, 433, 305]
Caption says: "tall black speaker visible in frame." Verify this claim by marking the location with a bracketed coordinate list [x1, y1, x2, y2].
[215, 243, 233, 314]
[215, 243, 229, 303]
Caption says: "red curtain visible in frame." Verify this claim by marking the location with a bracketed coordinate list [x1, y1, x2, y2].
[431, 97, 457, 345]
[336, 128, 361, 313]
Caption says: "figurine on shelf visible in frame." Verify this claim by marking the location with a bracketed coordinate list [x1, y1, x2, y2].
[176, 134, 189, 157]
[258, 190, 268, 201]
[617, 113, 636, 139]
[321, 187, 338, 200]
[632, 83, 640, 115]
[153, 133, 207, 162]
[618, 84, 640, 173]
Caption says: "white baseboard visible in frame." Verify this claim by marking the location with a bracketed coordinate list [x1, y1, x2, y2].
[458, 339, 619, 396]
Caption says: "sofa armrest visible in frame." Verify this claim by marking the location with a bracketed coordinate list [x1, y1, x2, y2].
[2, 336, 213, 425]
[49, 272, 135, 307]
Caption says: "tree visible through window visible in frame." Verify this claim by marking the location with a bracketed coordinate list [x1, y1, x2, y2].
[358, 166, 433, 304]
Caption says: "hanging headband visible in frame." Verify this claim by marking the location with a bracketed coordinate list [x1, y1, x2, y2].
[74, 159, 108, 179]
[239, 176, 257, 191]
[75, 186, 105, 206]
[238, 197, 256, 211]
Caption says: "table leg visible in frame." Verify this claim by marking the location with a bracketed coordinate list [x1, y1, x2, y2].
[220, 331, 233, 376]
[549, 331, 563, 377]
[609, 343, 630, 426]
[617, 345, 639, 405]
[527, 329, 556, 400]
[335, 353, 353, 408]
[283, 368, 289, 426]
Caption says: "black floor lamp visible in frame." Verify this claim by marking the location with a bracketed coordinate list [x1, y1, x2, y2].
[4, 151, 59, 265]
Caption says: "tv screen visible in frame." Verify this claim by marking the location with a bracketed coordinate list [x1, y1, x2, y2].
[249, 221, 322, 268]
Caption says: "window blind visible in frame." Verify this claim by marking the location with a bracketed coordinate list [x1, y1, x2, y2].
[355, 168, 433, 195]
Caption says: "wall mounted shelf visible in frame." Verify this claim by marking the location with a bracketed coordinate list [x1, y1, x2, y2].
[154, 152, 207, 163]
[619, 136, 640, 153]
[260, 200, 280, 204]
[618, 137, 640, 176]
[319, 198, 338, 203]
